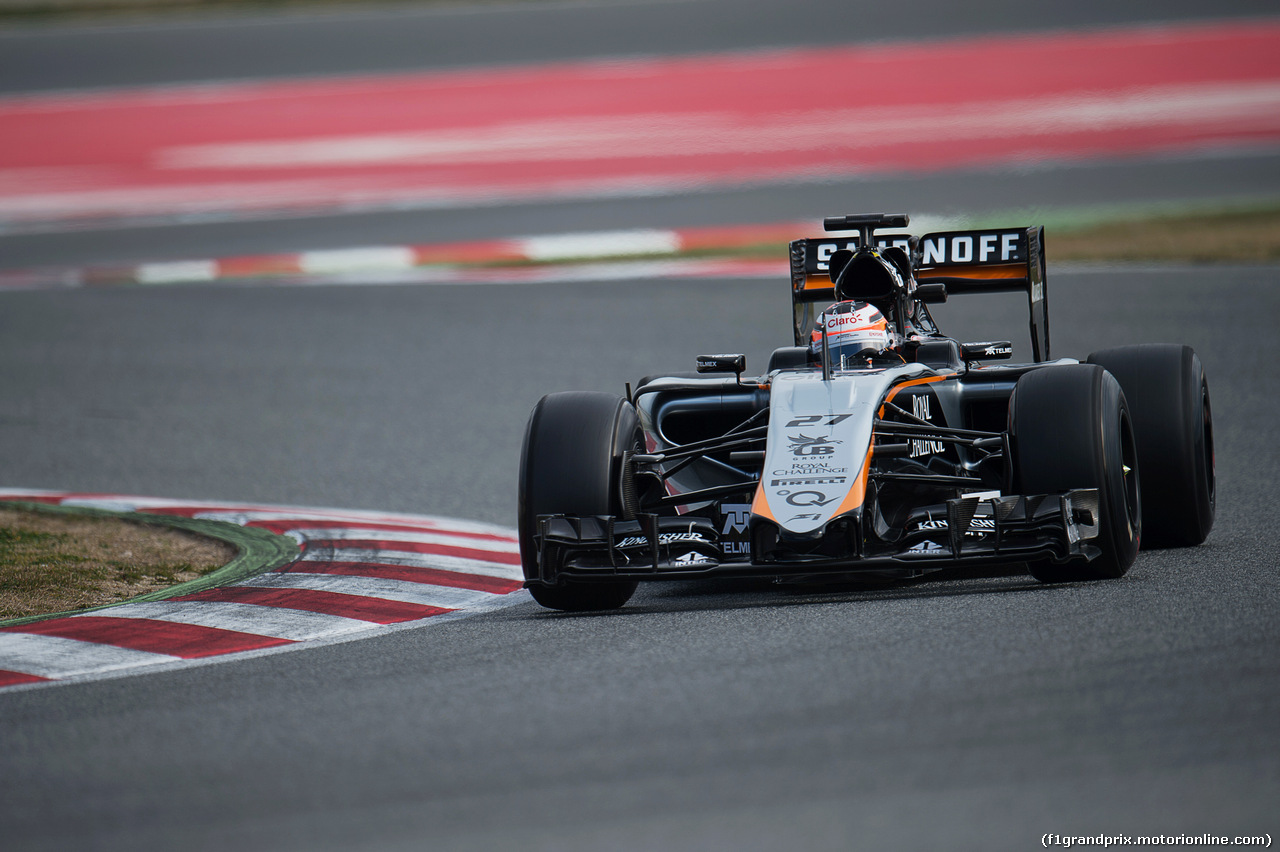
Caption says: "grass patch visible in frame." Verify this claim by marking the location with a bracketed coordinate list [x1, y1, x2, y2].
[648, 205, 1280, 267]
[499, 205, 1280, 270]
[1045, 207, 1280, 263]
[0, 505, 236, 619]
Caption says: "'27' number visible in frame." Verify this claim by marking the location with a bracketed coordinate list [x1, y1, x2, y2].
[785, 415, 852, 427]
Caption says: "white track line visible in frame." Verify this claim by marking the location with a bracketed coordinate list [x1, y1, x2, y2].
[0, 492, 528, 692]
[282, 527, 521, 553]
[83, 601, 375, 642]
[0, 633, 180, 679]
[237, 572, 508, 610]
[296, 547, 519, 579]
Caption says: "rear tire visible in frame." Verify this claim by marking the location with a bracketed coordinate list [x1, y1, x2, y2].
[1087, 344, 1214, 547]
[518, 391, 640, 611]
[1008, 365, 1141, 583]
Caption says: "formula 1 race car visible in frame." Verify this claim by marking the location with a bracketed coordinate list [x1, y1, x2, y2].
[519, 213, 1215, 611]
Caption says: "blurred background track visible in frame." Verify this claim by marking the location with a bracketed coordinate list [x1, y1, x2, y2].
[3, 0, 1280, 270]
[6, 19, 1278, 230]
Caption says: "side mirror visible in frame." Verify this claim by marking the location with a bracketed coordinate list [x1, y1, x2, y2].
[961, 341, 1014, 361]
[696, 354, 747, 376]
[915, 283, 947, 304]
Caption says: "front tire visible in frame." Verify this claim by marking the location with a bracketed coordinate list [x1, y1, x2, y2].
[1008, 365, 1141, 583]
[1087, 344, 1214, 547]
[518, 391, 640, 611]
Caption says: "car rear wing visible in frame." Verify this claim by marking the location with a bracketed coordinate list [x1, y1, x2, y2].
[789, 225, 1050, 362]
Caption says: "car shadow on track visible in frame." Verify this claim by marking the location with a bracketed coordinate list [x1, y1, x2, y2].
[518, 563, 1084, 618]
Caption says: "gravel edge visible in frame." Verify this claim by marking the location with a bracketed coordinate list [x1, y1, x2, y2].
[0, 500, 301, 628]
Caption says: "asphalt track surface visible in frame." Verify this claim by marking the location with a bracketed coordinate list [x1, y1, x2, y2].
[2, 1, 1279, 850]
[4, 265, 1279, 851]
[5, 152, 1280, 271]
[1, 0, 1275, 94]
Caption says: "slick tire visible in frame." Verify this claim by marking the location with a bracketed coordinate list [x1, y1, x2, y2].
[1087, 344, 1215, 547]
[518, 391, 640, 612]
[1009, 364, 1141, 583]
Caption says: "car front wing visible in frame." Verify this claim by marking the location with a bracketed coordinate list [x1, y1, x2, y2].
[526, 488, 1103, 585]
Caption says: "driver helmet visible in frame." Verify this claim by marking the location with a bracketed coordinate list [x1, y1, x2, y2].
[810, 301, 895, 367]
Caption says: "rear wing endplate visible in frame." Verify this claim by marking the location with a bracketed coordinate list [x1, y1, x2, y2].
[788, 225, 1049, 362]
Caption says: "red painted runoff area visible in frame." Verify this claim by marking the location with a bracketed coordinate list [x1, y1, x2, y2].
[172, 586, 453, 624]
[303, 538, 522, 566]
[245, 518, 520, 544]
[285, 561, 524, 595]
[2, 616, 294, 657]
[1, 19, 1277, 223]
[0, 669, 50, 687]
[0, 493, 524, 689]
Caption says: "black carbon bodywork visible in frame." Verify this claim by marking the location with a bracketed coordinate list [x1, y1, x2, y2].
[527, 363, 1105, 585]
[522, 214, 1177, 596]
